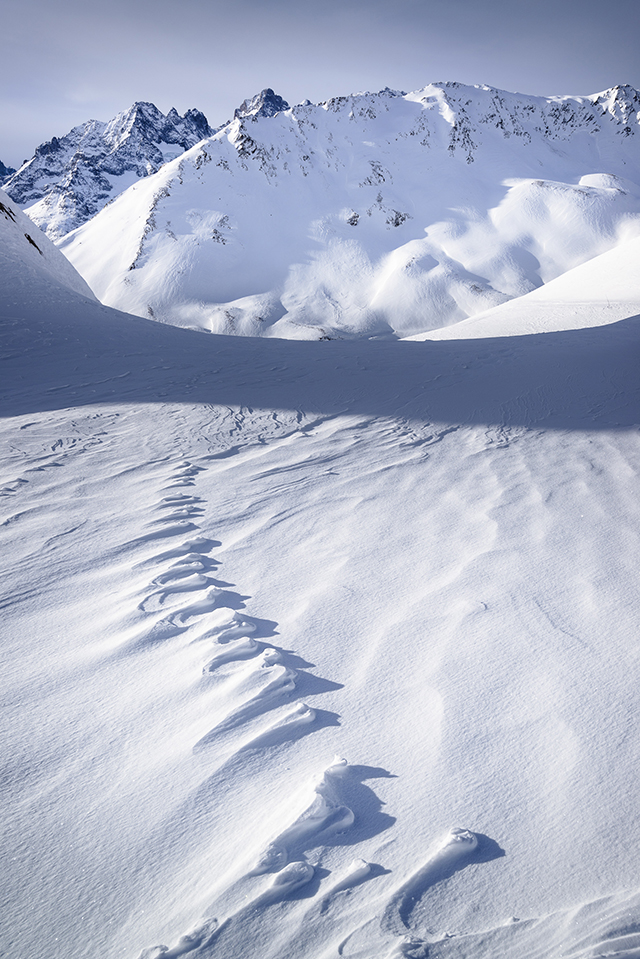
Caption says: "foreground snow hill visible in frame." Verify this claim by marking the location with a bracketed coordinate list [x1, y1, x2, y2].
[3, 186, 640, 959]
[58, 82, 640, 339]
[3, 102, 213, 240]
[0, 189, 96, 301]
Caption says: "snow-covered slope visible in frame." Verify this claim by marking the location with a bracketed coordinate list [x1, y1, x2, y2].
[58, 82, 640, 339]
[0, 189, 97, 301]
[3, 102, 213, 239]
[3, 152, 640, 959]
[410, 231, 640, 339]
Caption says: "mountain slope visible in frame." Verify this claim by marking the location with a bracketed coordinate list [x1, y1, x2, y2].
[0, 188, 96, 301]
[58, 82, 640, 339]
[3, 102, 213, 239]
[410, 232, 640, 339]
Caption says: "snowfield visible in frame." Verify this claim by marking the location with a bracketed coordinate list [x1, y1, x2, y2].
[3, 133, 640, 959]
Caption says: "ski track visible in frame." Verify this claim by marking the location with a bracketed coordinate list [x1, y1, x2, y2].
[3, 389, 640, 959]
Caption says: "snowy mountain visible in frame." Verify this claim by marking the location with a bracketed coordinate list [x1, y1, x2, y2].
[3, 151, 640, 959]
[234, 87, 291, 120]
[57, 82, 640, 340]
[3, 102, 213, 239]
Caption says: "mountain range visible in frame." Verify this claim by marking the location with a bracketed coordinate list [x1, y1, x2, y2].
[5, 82, 640, 341]
[58, 82, 640, 339]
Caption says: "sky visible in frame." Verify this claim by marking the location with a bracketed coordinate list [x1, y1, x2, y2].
[2, 0, 640, 169]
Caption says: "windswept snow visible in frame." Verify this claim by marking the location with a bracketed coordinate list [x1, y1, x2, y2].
[57, 82, 640, 339]
[3, 174, 640, 959]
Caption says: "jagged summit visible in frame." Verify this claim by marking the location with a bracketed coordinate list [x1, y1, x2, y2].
[235, 88, 290, 120]
[3, 102, 214, 239]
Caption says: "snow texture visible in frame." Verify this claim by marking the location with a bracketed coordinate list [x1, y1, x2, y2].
[56, 81, 640, 339]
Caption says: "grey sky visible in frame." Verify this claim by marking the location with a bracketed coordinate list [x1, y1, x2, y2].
[2, 0, 640, 168]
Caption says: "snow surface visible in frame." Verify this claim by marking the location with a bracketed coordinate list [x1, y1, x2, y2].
[409, 232, 640, 339]
[57, 82, 640, 340]
[3, 183, 640, 959]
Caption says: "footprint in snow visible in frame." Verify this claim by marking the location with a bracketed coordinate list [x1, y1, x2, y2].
[188, 610, 257, 645]
[148, 509, 204, 525]
[231, 701, 317, 753]
[134, 522, 201, 543]
[315, 858, 375, 915]
[202, 635, 260, 670]
[163, 463, 206, 489]
[138, 536, 220, 565]
[137, 918, 219, 958]
[194, 650, 298, 747]
[155, 494, 205, 509]
[137, 863, 314, 958]
[138, 574, 214, 613]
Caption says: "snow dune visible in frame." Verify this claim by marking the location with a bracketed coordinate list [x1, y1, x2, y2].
[3, 188, 640, 959]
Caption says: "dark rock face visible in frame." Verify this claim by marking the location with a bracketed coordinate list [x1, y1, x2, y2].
[234, 89, 290, 121]
[0, 160, 16, 181]
[3, 102, 214, 238]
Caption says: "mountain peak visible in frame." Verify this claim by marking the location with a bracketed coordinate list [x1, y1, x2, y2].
[234, 89, 290, 121]
[4, 102, 213, 239]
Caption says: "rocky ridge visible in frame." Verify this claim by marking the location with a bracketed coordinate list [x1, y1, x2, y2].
[0, 160, 16, 181]
[3, 102, 214, 239]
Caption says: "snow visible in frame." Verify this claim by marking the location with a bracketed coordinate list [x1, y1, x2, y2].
[3, 144, 640, 959]
[409, 231, 640, 339]
[55, 82, 640, 340]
